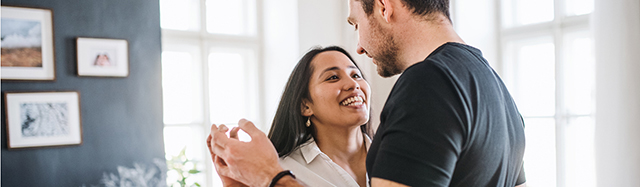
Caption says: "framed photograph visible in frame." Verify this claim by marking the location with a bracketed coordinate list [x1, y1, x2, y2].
[4, 91, 82, 149]
[76, 37, 129, 77]
[1, 6, 56, 81]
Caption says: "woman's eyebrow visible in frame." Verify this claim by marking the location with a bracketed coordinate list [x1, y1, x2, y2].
[321, 66, 358, 74]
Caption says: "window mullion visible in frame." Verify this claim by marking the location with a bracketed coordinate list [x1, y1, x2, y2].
[199, 0, 208, 38]
[553, 0, 567, 186]
[255, 0, 267, 130]
[495, 0, 504, 75]
[501, 22, 554, 37]
[198, 1, 215, 186]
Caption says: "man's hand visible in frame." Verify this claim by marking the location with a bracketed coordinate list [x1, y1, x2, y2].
[207, 126, 248, 187]
[208, 119, 284, 187]
[214, 155, 248, 187]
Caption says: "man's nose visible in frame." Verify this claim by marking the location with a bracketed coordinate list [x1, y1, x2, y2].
[356, 43, 366, 55]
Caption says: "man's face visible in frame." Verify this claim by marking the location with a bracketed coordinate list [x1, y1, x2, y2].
[347, 0, 403, 77]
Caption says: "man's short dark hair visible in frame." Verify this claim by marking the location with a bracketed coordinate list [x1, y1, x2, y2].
[357, 0, 451, 22]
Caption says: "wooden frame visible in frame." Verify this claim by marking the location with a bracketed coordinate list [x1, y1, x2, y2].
[76, 37, 129, 77]
[1, 6, 56, 81]
[4, 91, 82, 149]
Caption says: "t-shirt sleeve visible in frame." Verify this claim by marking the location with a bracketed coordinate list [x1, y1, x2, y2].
[516, 162, 526, 185]
[369, 63, 468, 186]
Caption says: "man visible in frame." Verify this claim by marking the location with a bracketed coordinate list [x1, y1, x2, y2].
[208, 0, 527, 186]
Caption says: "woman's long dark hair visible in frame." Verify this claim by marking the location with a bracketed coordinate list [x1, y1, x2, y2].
[268, 46, 373, 157]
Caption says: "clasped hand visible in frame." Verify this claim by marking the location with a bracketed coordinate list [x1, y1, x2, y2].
[206, 119, 284, 187]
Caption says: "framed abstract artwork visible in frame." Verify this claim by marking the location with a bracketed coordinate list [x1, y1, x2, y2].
[76, 37, 129, 77]
[4, 91, 82, 149]
[1, 6, 56, 81]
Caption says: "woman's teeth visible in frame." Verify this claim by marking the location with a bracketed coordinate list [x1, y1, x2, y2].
[341, 96, 364, 106]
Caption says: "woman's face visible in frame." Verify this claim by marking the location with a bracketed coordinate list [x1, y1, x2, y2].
[304, 51, 371, 128]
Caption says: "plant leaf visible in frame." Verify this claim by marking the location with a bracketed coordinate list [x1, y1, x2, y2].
[188, 169, 201, 174]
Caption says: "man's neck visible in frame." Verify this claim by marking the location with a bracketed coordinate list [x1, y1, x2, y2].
[395, 16, 465, 70]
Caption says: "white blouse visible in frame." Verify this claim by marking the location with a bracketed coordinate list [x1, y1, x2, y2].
[279, 136, 371, 187]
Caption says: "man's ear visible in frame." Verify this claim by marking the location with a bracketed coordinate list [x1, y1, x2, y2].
[376, 0, 394, 23]
[301, 100, 314, 117]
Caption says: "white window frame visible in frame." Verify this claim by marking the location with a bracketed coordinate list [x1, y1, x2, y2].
[161, 0, 265, 186]
[497, 0, 594, 186]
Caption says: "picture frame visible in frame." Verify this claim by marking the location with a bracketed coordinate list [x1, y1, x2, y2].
[1, 6, 56, 81]
[4, 91, 82, 149]
[76, 37, 129, 77]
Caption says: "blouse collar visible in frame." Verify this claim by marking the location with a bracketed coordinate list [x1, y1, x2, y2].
[300, 134, 372, 164]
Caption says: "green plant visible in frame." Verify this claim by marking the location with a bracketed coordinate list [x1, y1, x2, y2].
[166, 147, 202, 187]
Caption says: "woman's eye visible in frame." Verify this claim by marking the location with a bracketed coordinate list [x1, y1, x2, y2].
[326, 75, 339, 81]
[352, 74, 362, 78]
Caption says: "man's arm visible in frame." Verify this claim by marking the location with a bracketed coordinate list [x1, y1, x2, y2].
[371, 177, 410, 187]
[373, 175, 526, 187]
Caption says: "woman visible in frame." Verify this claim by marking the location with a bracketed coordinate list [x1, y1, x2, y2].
[209, 46, 372, 187]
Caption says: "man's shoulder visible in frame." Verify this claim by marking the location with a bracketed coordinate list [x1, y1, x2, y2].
[403, 43, 481, 73]
[429, 42, 483, 58]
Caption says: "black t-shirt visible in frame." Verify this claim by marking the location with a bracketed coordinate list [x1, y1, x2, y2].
[366, 43, 526, 187]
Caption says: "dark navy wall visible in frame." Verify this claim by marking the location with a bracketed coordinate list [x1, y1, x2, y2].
[1, 0, 165, 186]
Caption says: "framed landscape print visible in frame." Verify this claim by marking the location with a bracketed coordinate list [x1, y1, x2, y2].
[4, 91, 82, 149]
[1, 6, 56, 81]
[76, 37, 129, 77]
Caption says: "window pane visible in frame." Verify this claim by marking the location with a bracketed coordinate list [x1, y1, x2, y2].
[208, 50, 259, 125]
[565, 0, 594, 16]
[564, 32, 595, 115]
[506, 40, 556, 117]
[160, 0, 200, 31]
[162, 51, 199, 124]
[206, 0, 257, 35]
[501, 0, 554, 27]
[564, 117, 596, 187]
[523, 118, 557, 187]
[163, 126, 206, 187]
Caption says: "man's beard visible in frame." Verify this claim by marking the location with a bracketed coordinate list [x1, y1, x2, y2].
[370, 20, 403, 78]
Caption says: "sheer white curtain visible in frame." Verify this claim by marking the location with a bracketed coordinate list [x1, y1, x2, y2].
[593, 0, 640, 186]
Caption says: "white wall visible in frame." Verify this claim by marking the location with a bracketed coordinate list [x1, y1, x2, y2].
[262, 0, 300, 130]
[297, 0, 346, 54]
[592, 0, 640, 186]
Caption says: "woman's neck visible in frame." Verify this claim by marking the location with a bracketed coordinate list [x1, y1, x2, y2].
[314, 124, 368, 186]
[314, 125, 365, 162]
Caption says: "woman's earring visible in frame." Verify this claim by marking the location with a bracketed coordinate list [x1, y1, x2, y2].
[306, 118, 311, 127]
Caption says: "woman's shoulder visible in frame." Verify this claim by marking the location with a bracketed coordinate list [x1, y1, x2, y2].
[279, 138, 318, 165]
[278, 139, 340, 186]
[279, 150, 303, 166]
